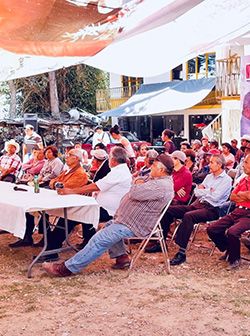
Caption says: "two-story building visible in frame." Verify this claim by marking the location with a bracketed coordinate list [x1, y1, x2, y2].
[97, 44, 248, 144]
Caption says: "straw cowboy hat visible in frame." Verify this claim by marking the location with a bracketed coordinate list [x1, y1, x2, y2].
[4, 139, 20, 153]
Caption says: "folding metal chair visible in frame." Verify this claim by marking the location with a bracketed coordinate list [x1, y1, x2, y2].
[169, 188, 196, 245]
[209, 201, 236, 256]
[125, 199, 172, 274]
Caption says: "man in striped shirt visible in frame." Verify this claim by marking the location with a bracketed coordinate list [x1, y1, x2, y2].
[43, 154, 174, 277]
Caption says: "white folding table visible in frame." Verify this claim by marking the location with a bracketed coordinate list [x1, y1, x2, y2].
[0, 182, 99, 277]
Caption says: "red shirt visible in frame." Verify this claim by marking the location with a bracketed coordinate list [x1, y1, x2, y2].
[173, 165, 193, 203]
[232, 176, 250, 208]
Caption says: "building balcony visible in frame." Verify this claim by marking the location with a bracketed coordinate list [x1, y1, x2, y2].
[215, 55, 240, 100]
[96, 85, 140, 113]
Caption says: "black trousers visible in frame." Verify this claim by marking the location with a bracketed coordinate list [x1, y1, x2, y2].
[161, 200, 219, 249]
[25, 213, 96, 250]
[207, 207, 250, 263]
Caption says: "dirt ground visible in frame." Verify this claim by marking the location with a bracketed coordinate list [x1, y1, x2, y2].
[0, 227, 249, 336]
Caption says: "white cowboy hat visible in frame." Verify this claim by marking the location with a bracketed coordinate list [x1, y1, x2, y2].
[4, 139, 20, 153]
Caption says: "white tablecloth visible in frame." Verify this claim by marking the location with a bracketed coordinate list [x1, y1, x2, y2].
[0, 182, 100, 238]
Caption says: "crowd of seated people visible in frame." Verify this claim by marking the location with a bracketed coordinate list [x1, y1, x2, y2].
[1, 128, 250, 275]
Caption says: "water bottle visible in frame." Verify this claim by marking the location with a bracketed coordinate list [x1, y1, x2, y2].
[34, 175, 40, 194]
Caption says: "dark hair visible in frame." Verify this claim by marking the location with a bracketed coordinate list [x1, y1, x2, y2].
[162, 129, 175, 139]
[138, 142, 148, 151]
[94, 142, 107, 151]
[184, 149, 196, 163]
[44, 145, 58, 158]
[109, 124, 120, 135]
[210, 140, 219, 148]
[222, 142, 234, 154]
[181, 141, 191, 149]
[114, 143, 125, 149]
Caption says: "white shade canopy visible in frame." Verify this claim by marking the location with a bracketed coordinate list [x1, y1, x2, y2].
[100, 77, 216, 117]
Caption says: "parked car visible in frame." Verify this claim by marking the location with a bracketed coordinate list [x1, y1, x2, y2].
[82, 131, 151, 157]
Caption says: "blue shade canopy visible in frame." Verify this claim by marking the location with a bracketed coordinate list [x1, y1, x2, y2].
[100, 77, 216, 118]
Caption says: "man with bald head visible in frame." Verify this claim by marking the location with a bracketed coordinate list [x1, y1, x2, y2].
[207, 154, 250, 270]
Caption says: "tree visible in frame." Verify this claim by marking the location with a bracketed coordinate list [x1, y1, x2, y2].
[48, 71, 60, 119]
[10, 64, 109, 118]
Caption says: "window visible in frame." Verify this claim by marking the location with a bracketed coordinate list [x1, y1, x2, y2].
[121, 76, 143, 96]
[172, 64, 183, 80]
[187, 53, 215, 80]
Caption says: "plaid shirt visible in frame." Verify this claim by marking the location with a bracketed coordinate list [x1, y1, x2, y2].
[113, 176, 174, 237]
[0, 153, 21, 176]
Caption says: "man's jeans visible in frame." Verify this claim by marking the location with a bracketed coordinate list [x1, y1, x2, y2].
[65, 221, 134, 274]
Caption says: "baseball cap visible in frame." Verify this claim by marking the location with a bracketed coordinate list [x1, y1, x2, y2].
[201, 136, 209, 141]
[90, 149, 108, 161]
[24, 124, 34, 130]
[171, 150, 186, 164]
[156, 154, 174, 174]
[94, 125, 103, 131]
[241, 134, 250, 142]
[192, 139, 201, 146]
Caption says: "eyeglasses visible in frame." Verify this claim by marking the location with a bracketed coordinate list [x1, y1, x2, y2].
[65, 153, 78, 158]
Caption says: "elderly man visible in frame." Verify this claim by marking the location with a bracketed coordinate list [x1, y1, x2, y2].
[0, 139, 21, 183]
[207, 154, 250, 270]
[30, 146, 132, 260]
[58, 146, 132, 223]
[146, 154, 232, 261]
[42, 154, 174, 277]
[9, 148, 89, 249]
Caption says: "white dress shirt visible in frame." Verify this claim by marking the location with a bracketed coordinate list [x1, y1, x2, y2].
[95, 163, 132, 216]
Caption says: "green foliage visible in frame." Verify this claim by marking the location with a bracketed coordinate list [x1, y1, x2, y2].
[12, 64, 109, 117]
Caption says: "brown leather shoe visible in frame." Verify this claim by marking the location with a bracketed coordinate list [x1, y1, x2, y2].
[42, 262, 72, 277]
[112, 254, 130, 270]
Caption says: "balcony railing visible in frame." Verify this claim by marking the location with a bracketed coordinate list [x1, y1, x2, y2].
[96, 85, 141, 112]
[216, 56, 241, 99]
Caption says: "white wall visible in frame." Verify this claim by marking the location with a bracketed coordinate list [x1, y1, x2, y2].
[109, 72, 121, 88]
[221, 100, 241, 142]
[143, 72, 171, 84]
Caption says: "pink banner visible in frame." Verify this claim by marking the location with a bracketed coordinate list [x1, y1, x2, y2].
[241, 56, 250, 135]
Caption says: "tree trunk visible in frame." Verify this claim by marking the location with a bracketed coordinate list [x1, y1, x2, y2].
[48, 71, 60, 119]
[8, 80, 16, 119]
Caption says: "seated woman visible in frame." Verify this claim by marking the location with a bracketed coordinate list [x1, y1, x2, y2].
[221, 142, 235, 171]
[36, 145, 63, 187]
[184, 149, 198, 174]
[18, 148, 45, 183]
